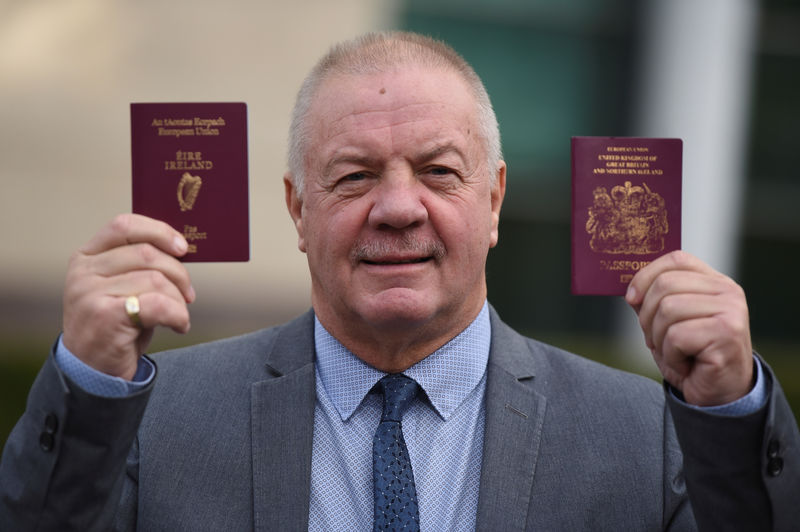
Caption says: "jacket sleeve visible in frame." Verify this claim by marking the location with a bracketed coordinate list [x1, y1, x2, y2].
[667, 359, 800, 532]
[0, 347, 153, 531]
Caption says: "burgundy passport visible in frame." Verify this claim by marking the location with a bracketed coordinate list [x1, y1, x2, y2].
[131, 102, 249, 261]
[571, 137, 682, 295]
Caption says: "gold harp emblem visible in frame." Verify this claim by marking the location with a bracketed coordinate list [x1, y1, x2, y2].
[177, 172, 202, 211]
[586, 181, 668, 254]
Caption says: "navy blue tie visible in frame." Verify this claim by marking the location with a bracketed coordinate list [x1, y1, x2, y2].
[373, 374, 421, 532]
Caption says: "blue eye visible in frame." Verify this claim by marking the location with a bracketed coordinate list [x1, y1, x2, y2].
[428, 167, 454, 177]
[344, 172, 367, 181]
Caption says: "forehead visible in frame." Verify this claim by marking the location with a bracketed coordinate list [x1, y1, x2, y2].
[306, 65, 480, 158]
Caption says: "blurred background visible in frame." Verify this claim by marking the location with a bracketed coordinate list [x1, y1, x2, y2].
[1, 0, 798, 446]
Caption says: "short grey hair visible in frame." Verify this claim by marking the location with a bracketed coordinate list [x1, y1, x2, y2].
[287, 31, 502, 195]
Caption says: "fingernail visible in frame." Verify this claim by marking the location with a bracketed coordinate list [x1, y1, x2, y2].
[188, 285, 196, 302]
[625, 284, 636, 302]
[174, 235, 188, 254]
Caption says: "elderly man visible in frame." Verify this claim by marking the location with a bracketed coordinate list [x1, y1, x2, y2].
[1, 32, 798, 531]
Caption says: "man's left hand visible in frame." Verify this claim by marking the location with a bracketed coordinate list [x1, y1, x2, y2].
[626, 250, 753, 406]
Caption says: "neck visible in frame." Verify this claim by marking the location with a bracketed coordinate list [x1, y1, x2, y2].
[314, 302, 484, 373]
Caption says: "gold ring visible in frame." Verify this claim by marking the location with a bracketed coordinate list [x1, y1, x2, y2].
[124, 295, 142, 327]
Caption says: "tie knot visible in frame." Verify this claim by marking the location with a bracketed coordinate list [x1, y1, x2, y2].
[378, 374, 419, 422]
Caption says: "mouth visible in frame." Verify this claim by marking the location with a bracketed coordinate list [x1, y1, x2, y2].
[362, 256, 434, 266]
[351, 234, 446, 267]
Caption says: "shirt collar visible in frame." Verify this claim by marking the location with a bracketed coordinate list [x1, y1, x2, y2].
[314, 301, 491, 422]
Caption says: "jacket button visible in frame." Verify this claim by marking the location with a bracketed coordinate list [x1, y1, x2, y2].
[44, 413, 58, 434]
[767, 457, 784, 477]
[39, 431, 55, 452]
[39, 413, 59, 452]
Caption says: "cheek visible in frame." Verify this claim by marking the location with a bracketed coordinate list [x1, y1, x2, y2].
[441, 189, 494, 234]
[305, 201, 367, 260]
[431, 203, 490, 258]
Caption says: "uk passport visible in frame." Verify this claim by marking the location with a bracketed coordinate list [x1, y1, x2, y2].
[571, 137, 682, 295]
[131, 102, 249, 262]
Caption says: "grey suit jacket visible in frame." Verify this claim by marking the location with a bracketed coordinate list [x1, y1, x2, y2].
[1, 308, 798, 531]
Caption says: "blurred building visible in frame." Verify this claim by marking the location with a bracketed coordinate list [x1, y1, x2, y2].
[399, 0, 800, 363]
[1, 0, 798, 357]
[0, 0, 399, 347]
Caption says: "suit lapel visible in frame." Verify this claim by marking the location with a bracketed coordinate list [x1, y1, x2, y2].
[250, 311, 317, 532]
[246, 308, 547, 530]
[476, 309, 547, 531]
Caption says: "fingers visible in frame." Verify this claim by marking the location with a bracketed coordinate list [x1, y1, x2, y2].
[652, 316, 722, 380]
[64, 262, 193, 341]
[68, 213, 194, 305]
[653, 315, 752, 406]
[62, 290, 188, 380]
[62, 213, 195, 378]
[634, 270, 734, 350]
[80, 213, 188, 257]
[649, 292, 721, 351]
[625, 250, 717, 309]
[627, 251, 747, 352]
[108, 269, 189, 327]
[83, 242, 195, 303]
[624, 250, 753, 405]
[124, 291, 191, 334]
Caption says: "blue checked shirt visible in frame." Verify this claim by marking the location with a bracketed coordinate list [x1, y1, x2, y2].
[308, 303, 490, 531]
[56, 300, 766, 529]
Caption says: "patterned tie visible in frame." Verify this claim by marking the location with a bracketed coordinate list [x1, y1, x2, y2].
[373, 374, 421, 532]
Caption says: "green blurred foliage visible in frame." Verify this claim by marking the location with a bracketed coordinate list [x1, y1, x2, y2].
[1, 342, 48, 448]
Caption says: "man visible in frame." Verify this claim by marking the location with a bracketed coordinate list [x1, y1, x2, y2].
[1, 31, 798, 531]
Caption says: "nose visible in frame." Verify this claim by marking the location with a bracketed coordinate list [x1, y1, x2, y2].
[367, 170, 429, 230]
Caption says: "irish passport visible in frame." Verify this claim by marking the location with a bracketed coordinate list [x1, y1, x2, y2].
[571, 137, 682, 295]
[131, 102, 249, 261]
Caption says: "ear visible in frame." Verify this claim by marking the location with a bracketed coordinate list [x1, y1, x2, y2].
[489, 161, 506, 248]
[284, 172, 307, 253]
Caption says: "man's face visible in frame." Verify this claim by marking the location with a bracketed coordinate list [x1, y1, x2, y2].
[286, 65, 505, 349]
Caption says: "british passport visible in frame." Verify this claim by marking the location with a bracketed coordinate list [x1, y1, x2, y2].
[131, 102, 249, 262]
[571, 137, 682, 295]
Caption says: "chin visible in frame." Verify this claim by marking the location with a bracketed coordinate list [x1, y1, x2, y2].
[358, 289, 441, 328]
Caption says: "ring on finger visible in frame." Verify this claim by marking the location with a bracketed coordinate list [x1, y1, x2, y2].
[124, 295, 142, 327]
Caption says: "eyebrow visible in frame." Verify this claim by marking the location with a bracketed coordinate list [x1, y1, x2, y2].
[413, 143, 467, 166]
[322, 142, 468, 178]
[322, 153, 377, 179]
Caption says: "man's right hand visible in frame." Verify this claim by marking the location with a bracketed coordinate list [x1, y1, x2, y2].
[62, 214, 195, 380]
